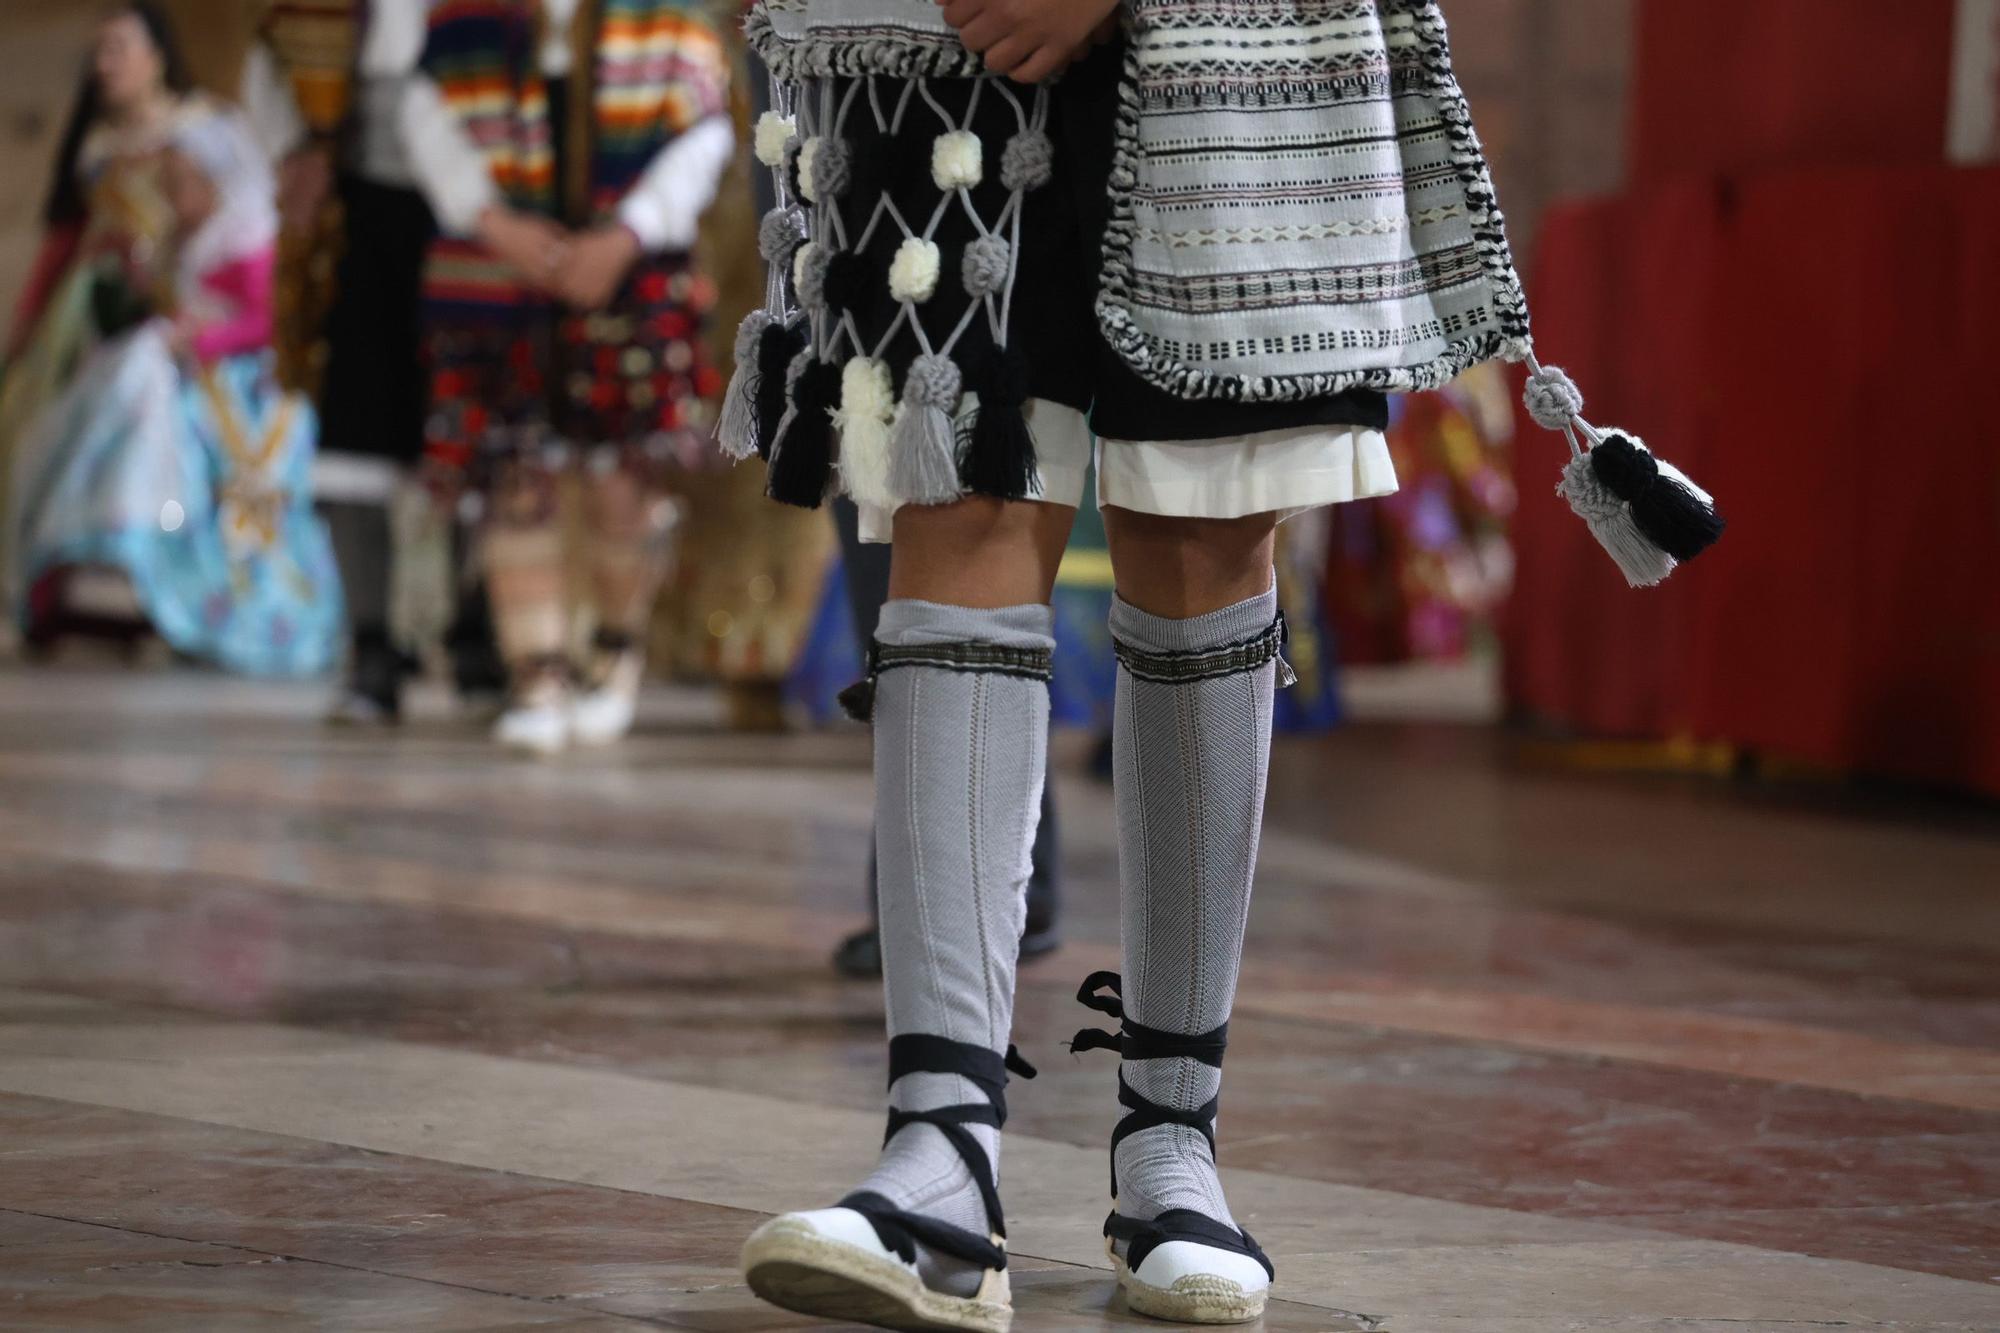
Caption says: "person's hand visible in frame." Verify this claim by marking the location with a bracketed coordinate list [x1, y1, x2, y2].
[936, 0, 1123, 83]
[476, 206, 571, 290]
[553, 223, 641, 311]
[277, 144, 333, 232]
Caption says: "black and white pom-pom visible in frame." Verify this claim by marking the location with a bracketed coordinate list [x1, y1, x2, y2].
[890, 353, 964, 504]
[714, 310, 771, 460]
[1526, 362, 1724, 588]
[959, 345, 1037, 500]
[767, 352, 841, 509]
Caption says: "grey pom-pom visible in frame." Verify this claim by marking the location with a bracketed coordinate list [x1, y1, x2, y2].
[903, 352, 962, 410]
[732, 309, 773, 364]
[758, 207, 807, 264]
[810, 137, 854, 199]
[1524, 363, 1585, 430]
[796, 244, 834, 311]
[999, 129, 1055, 192]
[961, 235, 1012, 299]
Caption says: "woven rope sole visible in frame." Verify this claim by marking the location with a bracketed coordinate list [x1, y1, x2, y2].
[1109, 1241, 1267, 1325]
[742, 1217, 1012, 1332]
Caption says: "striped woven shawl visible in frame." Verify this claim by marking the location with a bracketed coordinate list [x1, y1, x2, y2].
[749, 0, 1533, 404]
[422, 0, 729, 220]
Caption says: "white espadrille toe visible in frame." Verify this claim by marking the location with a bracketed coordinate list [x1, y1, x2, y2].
[742, 1208, 1011, 1332]
[1112, 1235, 1270, 1324]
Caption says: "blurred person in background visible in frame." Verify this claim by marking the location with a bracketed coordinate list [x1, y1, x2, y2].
[247, 0, 511, 724]
[0, 1, 197, 611]
[3, 11, 339, 676]
[402, 0, 733, 754]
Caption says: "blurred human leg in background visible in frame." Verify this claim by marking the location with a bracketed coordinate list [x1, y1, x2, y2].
[572, 461, 679, 746]
[480, 465, 574, 754]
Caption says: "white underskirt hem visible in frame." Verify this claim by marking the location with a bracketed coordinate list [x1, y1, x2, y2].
[856, 397, 1397, 544]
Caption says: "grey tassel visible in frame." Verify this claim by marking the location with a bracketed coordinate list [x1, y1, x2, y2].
[716, 310, 773, 460]
[1557, 451, 1677, 588]
[889, 353, 964, 505]
[1526, 359, 1722, 587]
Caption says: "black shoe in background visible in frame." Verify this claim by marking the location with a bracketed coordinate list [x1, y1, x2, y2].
[831, 920, 1060, 980]
[327, 625, 404, 726]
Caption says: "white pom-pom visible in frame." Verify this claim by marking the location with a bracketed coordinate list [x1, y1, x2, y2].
[792, 241, 820, 296]
[931, 130, 983, 191]
[798, 136, 823, 203]
[835, 357, 897, 509]
[887, 237, 941, 304]
[753, 111, 797, 168]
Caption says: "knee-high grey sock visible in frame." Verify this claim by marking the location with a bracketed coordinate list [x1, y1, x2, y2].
[1110, 583, 1279, 1231]
[857, 599, 1053, 1292]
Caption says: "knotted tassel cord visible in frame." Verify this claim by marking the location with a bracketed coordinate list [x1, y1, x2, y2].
[1522, 353, 1723, 587]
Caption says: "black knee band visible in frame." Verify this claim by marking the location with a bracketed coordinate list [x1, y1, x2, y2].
[1111, 613, 1291, 686]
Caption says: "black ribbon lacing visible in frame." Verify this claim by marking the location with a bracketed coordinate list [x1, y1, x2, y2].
[1066, 971, 1274, 1281]
[836, 1033, 1038, 1274]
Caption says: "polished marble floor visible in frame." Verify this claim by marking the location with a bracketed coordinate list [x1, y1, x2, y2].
[0, 665, 1997, 1332]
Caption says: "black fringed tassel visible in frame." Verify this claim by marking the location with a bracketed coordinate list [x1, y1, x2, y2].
[1526, 361, 1724, 589]
[1587, 434, 1726, 561]
[836, 675, 875, 722]
[753, 318, 807, 461]
[959, 345, 1036, 500]
[1557, 433, 1725, 588]
[767, 356, 841, 509]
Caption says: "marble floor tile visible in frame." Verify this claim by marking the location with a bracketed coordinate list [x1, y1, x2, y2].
[4, 668, 2000, 1329]
[0, 1212, 657, 1331]
[3, 988, 1996, 1330]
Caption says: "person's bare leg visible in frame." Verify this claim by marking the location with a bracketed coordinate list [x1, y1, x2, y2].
[745, 497, 1073, 1321]
[573, 465, 676, 744]
[481, 467, 572, 753]
[1091, 506, 1283, 1321]
[888, 494, 1076, 607]
[581, 465, 676, 640]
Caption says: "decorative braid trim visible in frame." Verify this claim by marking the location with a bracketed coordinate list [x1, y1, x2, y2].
[1112, 614, 1286, 686]
[1094, 0, 1536, 403]
[871, 639, 1055, 684]
[745, 7, 986, 81]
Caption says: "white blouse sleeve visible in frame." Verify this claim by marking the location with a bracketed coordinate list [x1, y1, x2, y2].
[612, 117, 736, 253]
[237, 42, 308, 162]
[399, 73, 500, 236]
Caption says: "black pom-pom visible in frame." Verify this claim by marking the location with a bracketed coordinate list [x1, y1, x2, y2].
[1588, 434, 1725, 562]
[959, 346, 1037, 500]
[836, 676, 876, 723]
[821, 251, 869, 318]
[767, 357, 842, 509]
[753, 319, 807, 461]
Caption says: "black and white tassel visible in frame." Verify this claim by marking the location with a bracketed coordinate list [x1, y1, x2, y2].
[753, 315, 808, 461]
[959, 345, 1037, 501]
[714, 310, 772, 461]
[1525, 360, 1724, 588]
[767, 352, 841, 509]
[889, 353, 963, 505]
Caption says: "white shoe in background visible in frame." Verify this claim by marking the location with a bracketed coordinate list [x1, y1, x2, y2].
[493, 671, 574, 755]
[571, 645, 644, 746]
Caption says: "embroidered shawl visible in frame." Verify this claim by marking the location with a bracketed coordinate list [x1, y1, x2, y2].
[747, 0, 1533, 404]
[422, 0, 730, 220]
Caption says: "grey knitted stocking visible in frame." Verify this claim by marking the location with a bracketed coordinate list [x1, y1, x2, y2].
[1109, 584, 1278, 1232]
[854, 599, 1053, 1294]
